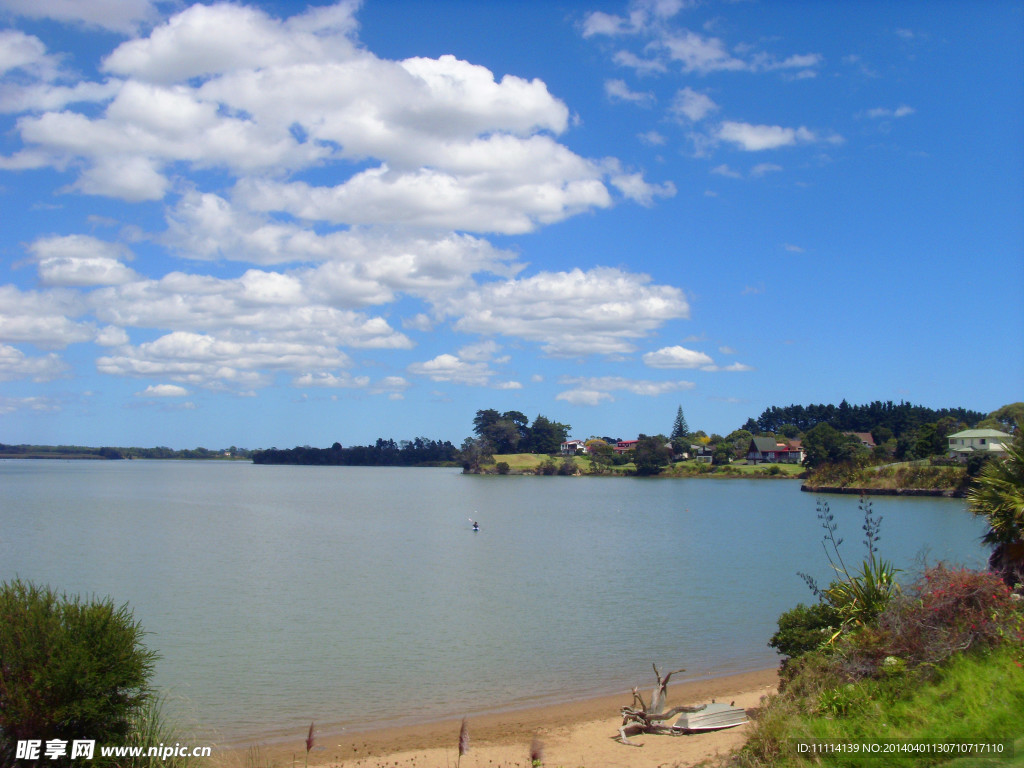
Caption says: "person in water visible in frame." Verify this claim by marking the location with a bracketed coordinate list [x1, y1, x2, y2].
[472, 520, 479, 531]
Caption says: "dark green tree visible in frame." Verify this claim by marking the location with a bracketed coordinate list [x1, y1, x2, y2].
[633, 434, 672, 476]
[671, 406, 688, 440]
[802, 423, 861, 468]
[670, 406, 689, 455]
[527, 414, 571, 454]
[458, 436, 493, 473]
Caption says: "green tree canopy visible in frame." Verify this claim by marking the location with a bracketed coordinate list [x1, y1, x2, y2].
[633, 433, 672, 476]
[802, 423, 862, 468]
[527, 414, 571, 454]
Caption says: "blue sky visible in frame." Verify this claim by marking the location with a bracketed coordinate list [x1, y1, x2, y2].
[1, 0, 1021, 450]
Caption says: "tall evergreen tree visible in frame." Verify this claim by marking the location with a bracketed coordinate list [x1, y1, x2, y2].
[671, 406, 689, 440]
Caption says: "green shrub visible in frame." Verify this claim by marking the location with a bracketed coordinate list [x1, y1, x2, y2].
[0, 579, 157, 767]
[769, 602, 841, 662]
[495, 461, 510, 475]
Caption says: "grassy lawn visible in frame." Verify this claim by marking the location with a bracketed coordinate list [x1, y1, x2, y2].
[486, 454, 803, 477]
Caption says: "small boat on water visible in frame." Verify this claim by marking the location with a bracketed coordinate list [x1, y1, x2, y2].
[671, 702, 748, 733]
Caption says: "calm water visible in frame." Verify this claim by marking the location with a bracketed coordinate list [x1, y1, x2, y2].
[0, 460, 988, 742]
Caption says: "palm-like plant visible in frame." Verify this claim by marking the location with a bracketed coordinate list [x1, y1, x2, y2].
[967, 423, 1024, 586]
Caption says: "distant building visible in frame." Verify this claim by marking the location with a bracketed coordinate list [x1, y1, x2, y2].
[560, 439, 588, 455]
[746, 437, 804, 464]
[846, 432, 876, 448]
[947, 428, 1012, 460]
[614, 439, 639, 454]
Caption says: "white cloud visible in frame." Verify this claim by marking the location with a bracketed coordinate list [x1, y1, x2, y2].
[0, 285, 94, 349]
[233, 139, 613, 235]
[369, 376, 411, 395]
[557, 388, 614, 406]
[866, 105, 915, 119]
[612, 50, 668, 75]
[0, 0, 161, 34]
[672, 87, 718, 122]
[0, 343, 69, 381]
[30, 235, 139, 287]
[292, 372, 370, 389]
[717, 121, 819, 151]
[610, 171, 676, 206]
[0, 29, 57, 77]
[0, 395, 61, 414]
[557, 375, 695, 405]
[89, 271, 411, 350]
[101, 2, 360, 81]
[581, 11, 634, 37]
[407, 353, 495, 386]
[136, 383, 189, 397]
[642, 345, 714, 368]
[451, 267, 689, 357]
[711, 164, 742, 179]
[97, 331, 353, 390]
[659, 30, 746, 73]
[750, 162, 783, 177]
[605, 78, 655, 107]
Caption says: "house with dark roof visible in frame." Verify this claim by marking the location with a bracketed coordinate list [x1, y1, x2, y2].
[746, 437, 804, 464]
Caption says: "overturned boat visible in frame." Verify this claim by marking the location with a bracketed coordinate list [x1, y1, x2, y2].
[671, 702, 748, 733]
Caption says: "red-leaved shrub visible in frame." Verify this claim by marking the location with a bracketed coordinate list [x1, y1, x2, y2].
[877, 565, 1020, 668]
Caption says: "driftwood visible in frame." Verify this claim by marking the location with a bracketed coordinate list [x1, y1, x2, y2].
[617, 664, 706, 746]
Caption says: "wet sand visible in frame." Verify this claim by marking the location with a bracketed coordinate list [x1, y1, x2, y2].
[216, 668, 777, 768]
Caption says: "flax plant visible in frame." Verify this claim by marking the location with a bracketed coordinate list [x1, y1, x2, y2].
[799, 496, 900, 638]
[457, 717, 469, 768]
[529, 734, 545, 767]
[303, 722, 314, 768]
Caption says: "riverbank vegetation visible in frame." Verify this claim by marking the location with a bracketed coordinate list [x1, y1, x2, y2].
[735, 457, 1024, 767]
[0, 443, 254, 460]
[0, 580, 198, 768]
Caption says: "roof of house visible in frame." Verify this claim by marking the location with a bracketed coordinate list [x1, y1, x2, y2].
[848, 432, 876, 447]
[749, 437, 781, 452]
[948, 429, 1012, 439]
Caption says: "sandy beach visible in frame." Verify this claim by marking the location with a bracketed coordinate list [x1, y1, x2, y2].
[218, 668, 777, 768]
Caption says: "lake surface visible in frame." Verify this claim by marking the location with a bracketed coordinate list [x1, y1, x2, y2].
[0, 460, 988, 743]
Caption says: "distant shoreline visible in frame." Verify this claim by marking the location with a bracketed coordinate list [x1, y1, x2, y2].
[801, 484, 964, 497]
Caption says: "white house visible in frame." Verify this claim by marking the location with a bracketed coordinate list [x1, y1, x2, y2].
[560, 439, 589, 455]
[947, 428, 1012, 459]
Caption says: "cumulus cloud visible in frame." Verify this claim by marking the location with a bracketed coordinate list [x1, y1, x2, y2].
[136, 383, 189, 397]
[865, 105, 915, 119]
[672, 87, 718, 122]
[0, 1, 695, 407]
[451, 267, 689, 356]
[605, 78, 655, 106]
[407, 353, 495, 386]
[643, 344, 753, 372]
[30, 235, 139, 287]
[0, 29, 58, 77]
[0, 343, 69, 381]
[556, 375, 694, 405]
[0, 285, 94, 349]
[0, 0, 161, 34]
[717, 122, 821, 151]
[292, 372, 370, 389]
[642, 345, 714, 368]
[97, 331, 353, 390]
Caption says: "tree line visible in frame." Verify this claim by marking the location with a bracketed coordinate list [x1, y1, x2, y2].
[252, 437, 458, 466]
[742, 400, 986, 438]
